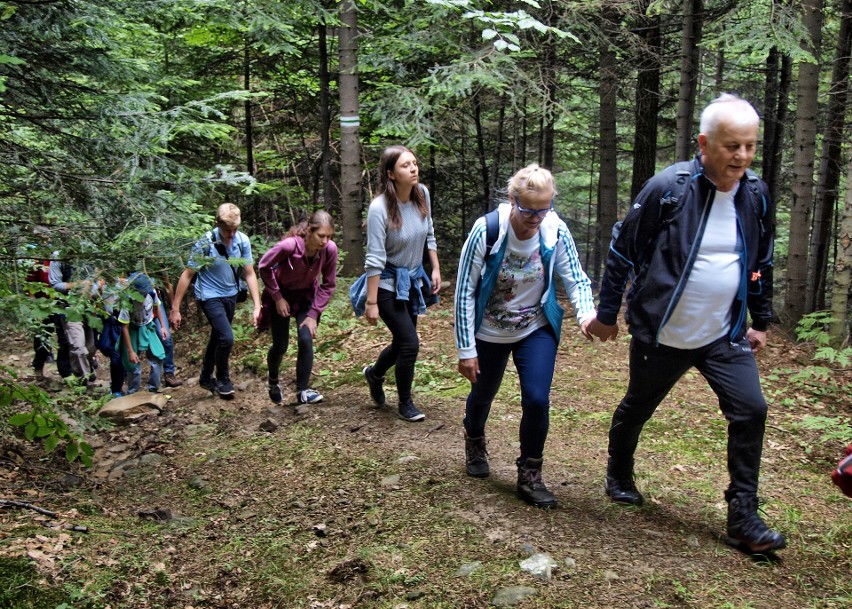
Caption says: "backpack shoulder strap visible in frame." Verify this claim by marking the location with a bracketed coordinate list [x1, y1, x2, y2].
[484, 209, 499, 257]
[744, 169, 767, 220]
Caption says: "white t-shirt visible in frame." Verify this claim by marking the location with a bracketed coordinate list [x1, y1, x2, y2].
[477, 224, 548, 343]
[659, 187, 741, 349]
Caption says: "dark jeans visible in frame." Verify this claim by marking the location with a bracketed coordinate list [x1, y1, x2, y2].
[373, 288, 419, 405]
[608, 336, 767, 501]
[154, 316, 175, 374]
[267, 304, 314, 392]
[200, 296, 236, 383]
[464, 325, 558, 461]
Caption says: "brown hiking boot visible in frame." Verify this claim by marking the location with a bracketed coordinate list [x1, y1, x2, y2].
[163, 373, 183, 387]
[516, 457, 557, 508]
[464, 432, 489, 478]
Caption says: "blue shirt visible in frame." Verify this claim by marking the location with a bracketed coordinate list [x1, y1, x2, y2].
[189, 229, 253, 300]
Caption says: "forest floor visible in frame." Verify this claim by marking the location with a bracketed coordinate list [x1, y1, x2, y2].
[1, 284, 851, 609]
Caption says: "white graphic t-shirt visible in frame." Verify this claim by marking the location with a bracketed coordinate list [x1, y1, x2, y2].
[477, 225, 548, 343]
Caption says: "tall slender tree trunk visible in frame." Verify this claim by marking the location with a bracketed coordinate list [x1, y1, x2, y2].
[596, 5, 619, 285]
[631, 0, 661, 202]
[783, 0, 824, 327]
[244, 44, 254, 175]
[473, 96, 490, 213]
[542, 4, 557, 168]
[806, 0, 852, 312]
[828, 155, 852, 346]
[675, 0, 703, 162]
[762, 48, 792, 204]
[338, 0, 363, 275]
[318, 14, 333, 208]
[491, 97, 507, 192]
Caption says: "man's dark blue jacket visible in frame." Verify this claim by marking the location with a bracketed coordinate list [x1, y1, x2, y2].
[597, 156, 775, 346]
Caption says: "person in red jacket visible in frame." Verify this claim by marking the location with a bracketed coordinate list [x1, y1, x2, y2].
[258, 211, 337, 405]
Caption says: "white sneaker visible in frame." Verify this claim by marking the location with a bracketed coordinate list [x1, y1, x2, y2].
[298, 388, 323, 404]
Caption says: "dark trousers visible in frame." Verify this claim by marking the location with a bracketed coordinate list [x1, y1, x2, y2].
[464, 325, 558, 461]
[32, 316, 56, 371]
[54, 314, 73, 378]
[608, 336, 767, 500]
[267, 304, 314, 392]
[373, 288, 419, 405]
[200, 296, 236, 383]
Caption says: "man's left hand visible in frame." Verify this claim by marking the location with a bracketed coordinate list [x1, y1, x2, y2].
[747, 328, 767, 354]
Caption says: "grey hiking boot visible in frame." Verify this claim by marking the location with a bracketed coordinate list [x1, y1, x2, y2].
[516, 457, 557, 508]
[465, 432, 489, 478]
[725, 493, 786, 553]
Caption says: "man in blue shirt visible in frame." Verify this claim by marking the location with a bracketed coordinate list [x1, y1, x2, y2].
[169, 204, 261, 399]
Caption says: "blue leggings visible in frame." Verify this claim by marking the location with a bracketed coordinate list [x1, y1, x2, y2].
[464, 324, 558, 460]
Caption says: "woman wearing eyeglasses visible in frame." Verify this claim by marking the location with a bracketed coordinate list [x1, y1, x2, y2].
[454, 163, 596, 508]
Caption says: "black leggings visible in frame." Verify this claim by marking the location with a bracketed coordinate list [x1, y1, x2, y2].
[267, 305, 314, 392]
[372, 288, 419, 405]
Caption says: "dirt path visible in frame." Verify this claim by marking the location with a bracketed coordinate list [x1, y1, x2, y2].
[1, 303, 851, 608]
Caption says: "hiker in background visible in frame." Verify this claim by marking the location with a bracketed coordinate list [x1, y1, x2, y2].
[258, 211, 338, 405]
[119, 272, 167, 394]
[48, 257, 98, 384]
[354, 146, 441, 423]
[25, 254, 55, 380]
[169, 203, 261, 400]
[588, 94, 786, 554]
[454, 163, 596, 508]
[154, 287, 182, 388]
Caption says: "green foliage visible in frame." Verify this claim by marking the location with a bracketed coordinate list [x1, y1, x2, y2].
[1, 369, 94, 467]
[0, 556, 78, 609]
[799, 415, 852, 444]
[796, 311, 852, 366]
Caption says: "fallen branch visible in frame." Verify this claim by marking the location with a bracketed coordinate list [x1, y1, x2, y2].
[424, 423, 445, 438]
[0, 499, 58, 517]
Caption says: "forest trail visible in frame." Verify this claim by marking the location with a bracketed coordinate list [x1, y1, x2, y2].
[1, 294, 851, 608]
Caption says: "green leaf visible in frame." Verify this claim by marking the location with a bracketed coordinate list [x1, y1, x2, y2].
[8, 412, 33, 426]
[482, 28, 498, 40]
[66, 442, 79, 463]
[35, 425, 53, 438]
[24, 421, 37, 441]
[43, 434, 59, 453]
[0, 54, 25, 66]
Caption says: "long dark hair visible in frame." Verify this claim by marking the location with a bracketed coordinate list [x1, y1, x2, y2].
[286, 210, 334, 239]
[379, 145, 428, 230]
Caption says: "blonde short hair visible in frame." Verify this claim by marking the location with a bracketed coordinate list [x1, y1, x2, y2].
[216, 203, 241, 229]
[507, 164, 557, 199]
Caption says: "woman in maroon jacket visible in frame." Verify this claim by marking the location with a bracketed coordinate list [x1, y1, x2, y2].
[258, 211, 337, 405]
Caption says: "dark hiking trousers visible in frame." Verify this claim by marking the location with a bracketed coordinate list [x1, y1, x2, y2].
[608, 335, 767, 500]
[200, 296, 236, 383]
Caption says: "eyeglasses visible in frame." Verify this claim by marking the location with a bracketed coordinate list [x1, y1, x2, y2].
[515, 201, 554, 219]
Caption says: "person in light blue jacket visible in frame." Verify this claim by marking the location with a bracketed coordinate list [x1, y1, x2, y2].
[455, 164, 595, 508]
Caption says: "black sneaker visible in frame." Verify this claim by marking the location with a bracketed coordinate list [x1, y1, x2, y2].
[363, 366, 385, 406]
[216, 379, 235, 400]
[268, 381, 282, 404]
[199, 375, 217, 394]
[398, 399, 425, 422]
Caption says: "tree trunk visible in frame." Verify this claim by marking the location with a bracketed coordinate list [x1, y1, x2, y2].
[783, 0, 824, 327]
[806, 0, 852, 312]
[542, 39, 556, 169]
[597, 4, 619, 284]
[631, 0, 661, 202]
[338, 0, 363, 275]
[762, 45, 792, 204]
[243, 44, 254, 176]
[318, 14, 333, 208]
[491, 97, 507, 193]
[473, 95, 490, 213]
[675, 0, 703, 162]
[828, 155, 852, 346]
